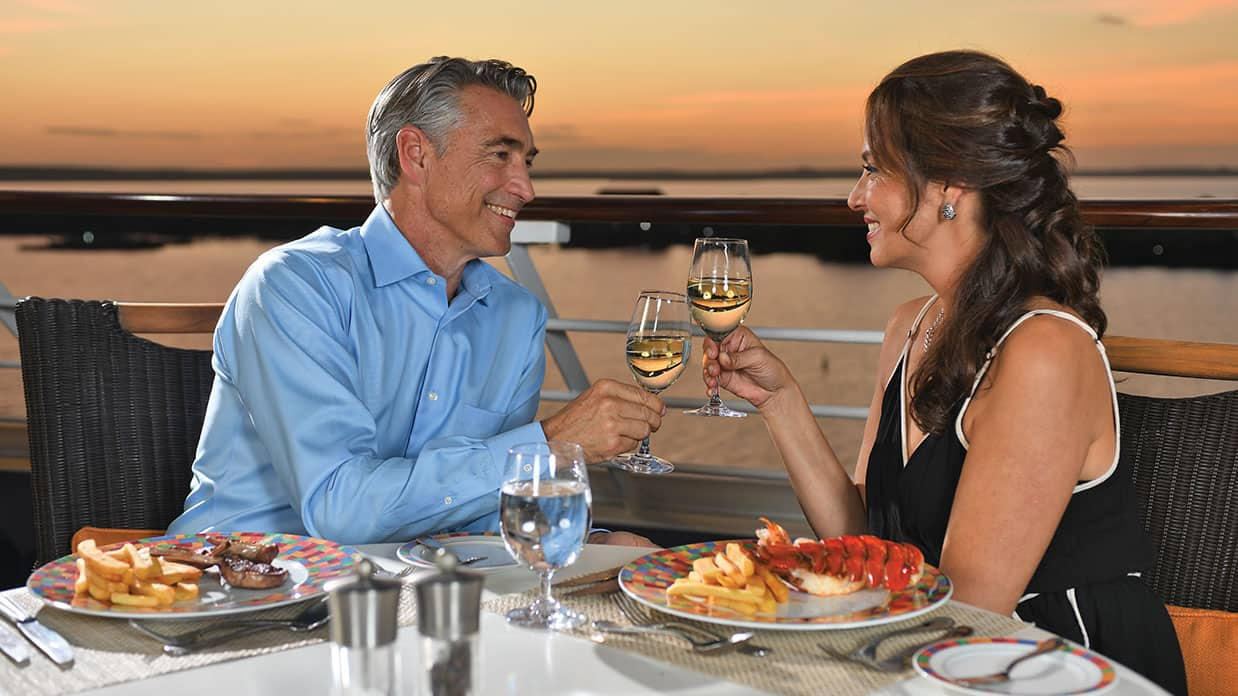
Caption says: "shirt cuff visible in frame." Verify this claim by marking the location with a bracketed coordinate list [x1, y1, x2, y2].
[482, 421, 548, 475]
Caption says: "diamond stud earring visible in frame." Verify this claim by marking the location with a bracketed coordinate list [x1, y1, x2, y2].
[941, 202, 957, 220]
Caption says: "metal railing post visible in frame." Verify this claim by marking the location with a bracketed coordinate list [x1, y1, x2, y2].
[504, 221, 591, 394]
[0, 283, 17, 339]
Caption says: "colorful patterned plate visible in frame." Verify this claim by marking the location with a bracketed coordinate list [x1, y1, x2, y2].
[618, 540, 952, 631]
[914, 637, 1117, 695]
[27, 533, 361, 619]
[396, 531, 516, 573]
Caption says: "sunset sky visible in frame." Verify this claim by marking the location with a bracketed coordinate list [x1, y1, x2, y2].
[2, 0, 1236, 173]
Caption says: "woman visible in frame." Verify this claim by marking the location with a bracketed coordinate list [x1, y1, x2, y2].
[704, 50, 1186, 694]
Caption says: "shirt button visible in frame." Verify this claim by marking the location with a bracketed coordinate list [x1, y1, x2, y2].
[426, 277, 437, 285]
[428, 391, 438, 401]
[443, 496, 454, 505]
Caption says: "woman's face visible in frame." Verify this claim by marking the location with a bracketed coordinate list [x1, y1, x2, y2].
[846, 138, 938, 270]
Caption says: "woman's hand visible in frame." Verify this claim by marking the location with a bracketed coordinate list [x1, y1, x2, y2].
[703, 326, 794, 411]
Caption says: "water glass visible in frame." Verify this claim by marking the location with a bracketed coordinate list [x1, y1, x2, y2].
[499, 441, 591, 630]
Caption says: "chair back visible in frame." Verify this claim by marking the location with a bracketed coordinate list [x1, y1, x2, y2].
[15, 298, 220, 565]
[1105, 334, 1238, 611]
[1107, 334, 1238, 696]
[1119, 389, 1238, 610]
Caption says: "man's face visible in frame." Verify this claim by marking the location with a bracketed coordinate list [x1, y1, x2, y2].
[419, 85, 537, 260]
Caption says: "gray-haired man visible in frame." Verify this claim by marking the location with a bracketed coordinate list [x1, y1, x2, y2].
[171, 57, 659, 545]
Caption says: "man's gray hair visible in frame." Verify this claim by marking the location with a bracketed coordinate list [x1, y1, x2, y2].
[365, 56, 537, 202]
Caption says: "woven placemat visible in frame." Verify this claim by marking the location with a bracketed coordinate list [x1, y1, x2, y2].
[484, 589, 1031, 696]
[0, 587, 421, 696]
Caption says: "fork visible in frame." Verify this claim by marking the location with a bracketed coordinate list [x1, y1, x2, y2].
[821, 615, 955, 665]
[952, 637, 1067, 687]
[610, 592, 772, 657]
[374, 564, 419, 580]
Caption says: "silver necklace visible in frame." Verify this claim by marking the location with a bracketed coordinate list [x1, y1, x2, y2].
[922, 307, 945, 353]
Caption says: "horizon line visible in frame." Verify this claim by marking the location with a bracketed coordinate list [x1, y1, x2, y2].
[0, 164, 1235, 182]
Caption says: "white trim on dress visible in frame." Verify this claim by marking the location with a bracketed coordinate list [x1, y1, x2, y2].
[953, 309, 1121, 493]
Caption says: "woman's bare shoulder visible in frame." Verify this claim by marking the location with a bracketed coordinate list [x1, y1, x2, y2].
[993, 311, 1103, 387]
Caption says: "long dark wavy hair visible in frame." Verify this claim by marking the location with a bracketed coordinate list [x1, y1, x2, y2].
[865, 50, 1107, 434]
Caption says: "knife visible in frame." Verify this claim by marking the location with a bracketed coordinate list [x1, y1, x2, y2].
[0, 622, 30, 665]
[561, 578, 620, 597]
[553, 565, 623, 588]
[0, 595, 74, 667]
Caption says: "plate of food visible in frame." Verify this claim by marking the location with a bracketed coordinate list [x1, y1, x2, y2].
[396, 531, 516, 573]
[27, 532, 361, 619]
[914, 637, 1117, 695]
[618, 519, 952, 630]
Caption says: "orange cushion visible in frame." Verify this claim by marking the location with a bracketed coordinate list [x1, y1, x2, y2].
[70, 526, 166, 553]
[1167, 604, 1238, 696]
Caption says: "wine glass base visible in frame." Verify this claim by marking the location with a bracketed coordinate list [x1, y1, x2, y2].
[505, 604, 586, 630]
[683, 403, 748, 418]
[612, 452, 674, 475]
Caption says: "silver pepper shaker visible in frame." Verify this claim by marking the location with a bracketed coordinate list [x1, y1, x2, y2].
[414, 549, 483, 696]
[325, 558, 403, 696]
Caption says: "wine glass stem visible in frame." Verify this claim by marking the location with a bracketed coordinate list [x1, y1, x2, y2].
[636, 435, 652, 458]
[539, 569, 555, 610]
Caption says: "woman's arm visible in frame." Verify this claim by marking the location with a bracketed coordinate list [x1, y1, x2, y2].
[940, 316, 1112, 614]
[705, 297, 926, 538]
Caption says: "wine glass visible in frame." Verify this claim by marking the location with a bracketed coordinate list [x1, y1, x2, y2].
[614, 290, 692, 475]
[499, 440, 591, 630]
[685, 237, 752, 418]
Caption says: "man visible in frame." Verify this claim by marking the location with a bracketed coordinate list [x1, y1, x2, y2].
[168, 57, 661, 545]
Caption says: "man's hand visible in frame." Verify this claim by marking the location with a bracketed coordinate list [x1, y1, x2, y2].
[588, 530, 659, 547]
[541, 378, 664, 464]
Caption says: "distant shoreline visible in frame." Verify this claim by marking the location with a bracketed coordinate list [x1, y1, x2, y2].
[0, 165, 1234, 181]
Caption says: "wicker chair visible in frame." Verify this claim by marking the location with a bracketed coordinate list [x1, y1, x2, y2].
[1106, 335, 1238, 696]
[15, 298, 221, 566]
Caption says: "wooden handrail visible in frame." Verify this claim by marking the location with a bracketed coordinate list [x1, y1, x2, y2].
[1103, 335, 1238, 380]
[112, 302, 1238, 381]
[1, 191, 1236, 228]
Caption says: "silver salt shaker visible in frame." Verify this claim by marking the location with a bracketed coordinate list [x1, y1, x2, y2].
[414, 549, 483, 696]
[326, 558, 403, 696]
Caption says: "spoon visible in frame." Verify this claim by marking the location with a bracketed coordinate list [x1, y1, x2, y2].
[416, 536, 487, 565]
[952, 637, 1068, 687]
[129, 597, 331, 656]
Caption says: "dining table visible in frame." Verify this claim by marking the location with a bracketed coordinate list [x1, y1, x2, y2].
[0, 541, 1170, 695]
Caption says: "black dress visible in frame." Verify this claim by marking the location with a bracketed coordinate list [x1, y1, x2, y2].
[864, 303, 1187, 695]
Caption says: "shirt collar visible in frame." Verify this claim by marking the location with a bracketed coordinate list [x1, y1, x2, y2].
[361, 205, 427, 287]
[360, 204, 494, 304]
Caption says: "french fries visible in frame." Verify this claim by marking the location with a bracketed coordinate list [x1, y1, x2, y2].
[74, 539, 202, 607]
[666, 542, 788, 616]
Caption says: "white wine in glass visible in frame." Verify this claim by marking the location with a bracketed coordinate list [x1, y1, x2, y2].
[499, 441, 591, 630]
[685, 237, 752, 418]
[614, 290, 691, 474]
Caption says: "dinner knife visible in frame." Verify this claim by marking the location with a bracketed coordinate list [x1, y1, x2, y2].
[0, 595, 74, 667]
[561, 578, 620, 598]
[553, 565, 623, 588]
[0, 622, 30, 665]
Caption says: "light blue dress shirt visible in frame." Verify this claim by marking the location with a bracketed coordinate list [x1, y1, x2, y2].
[168, 205, 549, 544]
